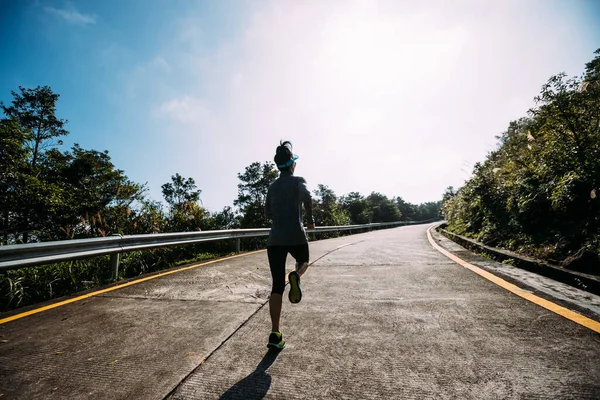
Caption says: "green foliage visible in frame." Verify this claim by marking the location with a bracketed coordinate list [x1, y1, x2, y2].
[442, 186, 457, 204]
[234, 161, 278, 229]
[367, 192, 401, 222]
[1, 86, 69, 243]
[501, 259, 515, 266]
[311, 184, 350, 237]
[0, 119, 28, 245]
[49, 145, 147, 239]
[0, 85, 68, 169]
[0, 257, 111, 311]
[340, 192, 441, 225]
[161, 173, 201, 210]
[340, 192, 372, 224]
[444, 49, 600, 270]
[395, 197, 441, 222]
[203, 206, 240, 231]
[312, 184, 351, 227]
[161, 173, 206, 232]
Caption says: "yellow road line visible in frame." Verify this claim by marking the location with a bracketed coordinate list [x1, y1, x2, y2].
[427, 226, 600, 334]
[0, 250, 266, 325]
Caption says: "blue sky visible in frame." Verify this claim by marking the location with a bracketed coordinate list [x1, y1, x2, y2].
[1, 0, 599, 212]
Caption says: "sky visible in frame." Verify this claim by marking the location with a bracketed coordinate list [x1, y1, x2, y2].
[1, 0, 599, 212]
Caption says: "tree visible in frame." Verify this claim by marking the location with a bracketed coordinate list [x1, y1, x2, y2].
[234, 162, 278, 228]
[0, 119, 28, 244]
[161, 174, 204, 232]
[1, 86, 68, 170]
[133, 199, 166, 234]
[1, 86, 69, 242]
[414, 201, 442, 221]
[312, 184, 350, 227]
[340, 192, 371, 224]
[210, 206, 240, 230]
[38, 145, 147, 239]
[203, 206, 240, 231]
[366, 192, 401, 223]
[161, 173, 201, 212]
[442, 187, 457, 204]
[394, 197, 417, 221]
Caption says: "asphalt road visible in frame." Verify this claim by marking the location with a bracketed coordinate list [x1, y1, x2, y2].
[1, 224, 599, 399]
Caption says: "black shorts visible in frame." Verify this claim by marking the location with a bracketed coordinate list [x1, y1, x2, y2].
[267, 244, 309, 295]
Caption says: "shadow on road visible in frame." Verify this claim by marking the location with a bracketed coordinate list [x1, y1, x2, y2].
[219, 349, 280, 400]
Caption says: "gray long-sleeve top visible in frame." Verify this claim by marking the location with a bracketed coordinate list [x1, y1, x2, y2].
[265, 170, 314, 246]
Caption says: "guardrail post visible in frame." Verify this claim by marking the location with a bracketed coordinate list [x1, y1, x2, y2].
[235, 238, 241, 253]
[111, 234, 122, 279]
[111, 252, 120, 279]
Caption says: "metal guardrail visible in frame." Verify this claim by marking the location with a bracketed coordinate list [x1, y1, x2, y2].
[0, 219, 439, 274]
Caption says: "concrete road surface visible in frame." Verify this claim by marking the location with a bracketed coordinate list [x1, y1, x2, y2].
[1, 223, 598, 399]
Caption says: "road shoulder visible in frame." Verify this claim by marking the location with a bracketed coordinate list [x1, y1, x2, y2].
[429, 226, 600, 324]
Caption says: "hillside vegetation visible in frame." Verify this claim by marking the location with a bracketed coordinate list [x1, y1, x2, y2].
[443, 50, 600, 274]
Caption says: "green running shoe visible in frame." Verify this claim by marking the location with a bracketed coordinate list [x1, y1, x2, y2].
[267, 331, 285, 350]
[288, 271, 302, 304]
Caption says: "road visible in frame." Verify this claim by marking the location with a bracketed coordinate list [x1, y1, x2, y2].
[0, 223, 599, 399]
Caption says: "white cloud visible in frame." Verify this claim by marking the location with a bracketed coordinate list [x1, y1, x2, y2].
[150, 57, 171, 72]
[138, 0, 598, 211]
[44, 5, 97, 25]
[158, 96, 211, 125]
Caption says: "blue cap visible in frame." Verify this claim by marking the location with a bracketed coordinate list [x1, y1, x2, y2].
[277, 154, 299, 169]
